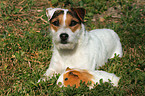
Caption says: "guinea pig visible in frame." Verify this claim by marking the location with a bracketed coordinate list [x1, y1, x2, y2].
[57, 67, 120, 89]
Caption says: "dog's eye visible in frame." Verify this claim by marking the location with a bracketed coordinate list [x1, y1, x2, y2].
[52, 20, 59, 26]
[69, 20, 78, 27]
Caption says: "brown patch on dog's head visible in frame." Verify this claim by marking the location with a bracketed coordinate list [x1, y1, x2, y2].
[49, 10, 64, 32]
[70, 8, 86, 22]
[65, 8, 86, 32]
[48, 8, 86, 33]
[63, 68, 94, 88]
[65, 13, 82, 32]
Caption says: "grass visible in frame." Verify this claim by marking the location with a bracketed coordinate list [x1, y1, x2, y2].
[0, 0, 145, 95]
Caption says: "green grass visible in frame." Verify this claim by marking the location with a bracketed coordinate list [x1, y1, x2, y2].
[0, 0, 145, 95]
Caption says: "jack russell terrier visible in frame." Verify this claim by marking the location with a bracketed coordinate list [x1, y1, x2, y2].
[38, 8, 122, 82]
[57, 67, 120, 89]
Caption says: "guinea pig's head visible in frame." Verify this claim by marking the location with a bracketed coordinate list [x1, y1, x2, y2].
[63, 67, 94, 88]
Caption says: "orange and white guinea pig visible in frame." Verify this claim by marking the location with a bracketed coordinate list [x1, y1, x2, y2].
[57, 67, 120, 89]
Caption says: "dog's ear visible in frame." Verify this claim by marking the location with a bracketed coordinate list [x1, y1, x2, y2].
[46, 8, 62, 21]
[70, 8, 86, 22]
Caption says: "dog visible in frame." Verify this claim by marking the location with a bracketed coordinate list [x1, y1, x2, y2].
[57, 67, 120, 89]
[38, 8, 122, 82]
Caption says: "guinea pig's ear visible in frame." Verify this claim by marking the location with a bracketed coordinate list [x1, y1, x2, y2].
[66, 67, 72, 71]
[69, 72, 78, 77]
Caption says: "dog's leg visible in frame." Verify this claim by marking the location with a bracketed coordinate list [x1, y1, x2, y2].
[38, 57, 58, 83]
[37, 68, 56, 83]
[44, 68, 56, 77]
[110, 41, 123, 58]
[38, 56, 64, 83]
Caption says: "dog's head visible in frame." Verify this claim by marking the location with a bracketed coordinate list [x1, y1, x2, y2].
[46, 8, 86, 50]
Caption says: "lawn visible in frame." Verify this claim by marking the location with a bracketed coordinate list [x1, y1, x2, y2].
[0, 0, 145, 95]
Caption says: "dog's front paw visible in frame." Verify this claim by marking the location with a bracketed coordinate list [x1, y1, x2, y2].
[37, 77, 48, 83]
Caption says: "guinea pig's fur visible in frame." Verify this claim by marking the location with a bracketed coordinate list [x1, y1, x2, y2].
[57, 67, 120, 89]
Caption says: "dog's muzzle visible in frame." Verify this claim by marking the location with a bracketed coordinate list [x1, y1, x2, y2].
[60, 33, 69, 44]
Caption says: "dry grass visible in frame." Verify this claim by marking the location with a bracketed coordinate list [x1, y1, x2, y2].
[0, 0, 145, 95]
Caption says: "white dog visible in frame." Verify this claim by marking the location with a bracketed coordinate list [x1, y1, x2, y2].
[38, 8, 122, 82]
[57, 67, 120, 89]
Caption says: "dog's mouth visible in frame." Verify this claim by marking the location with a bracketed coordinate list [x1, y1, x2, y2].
[56, 41, 76, 50]
[54, 33, 78, 50]
[61, 40, 68, 44]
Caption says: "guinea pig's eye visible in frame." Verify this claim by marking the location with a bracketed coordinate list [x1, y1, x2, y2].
[65, 78, 68, 81]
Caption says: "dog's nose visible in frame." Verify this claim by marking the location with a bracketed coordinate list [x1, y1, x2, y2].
[60, 33, 69, 44]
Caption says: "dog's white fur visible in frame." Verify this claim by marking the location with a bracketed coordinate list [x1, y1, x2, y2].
[57, 68, 120, 89]
[38, 8, 122, 82]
